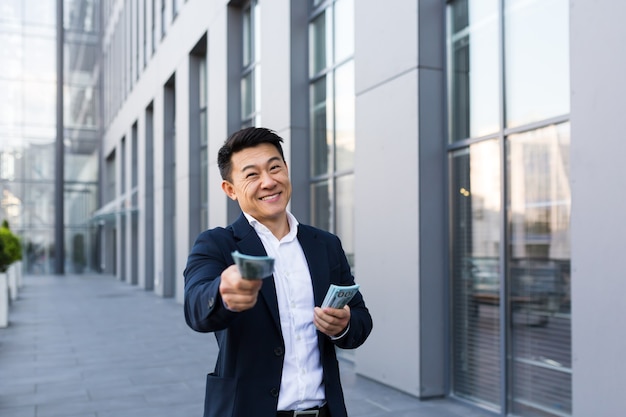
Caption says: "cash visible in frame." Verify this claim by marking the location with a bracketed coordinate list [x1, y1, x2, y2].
[321, 284, 360, 309]
[231, 251, 275, 280]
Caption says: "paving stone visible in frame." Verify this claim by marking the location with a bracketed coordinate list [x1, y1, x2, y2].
[0, 274, 494, 417]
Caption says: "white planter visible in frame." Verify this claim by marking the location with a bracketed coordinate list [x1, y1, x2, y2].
[17, 260, 23, 288]
[8, 264, 17, 302]
[0, 273, 8, 328]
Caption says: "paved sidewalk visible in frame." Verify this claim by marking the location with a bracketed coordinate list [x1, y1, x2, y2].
[0, 274, 492, 417]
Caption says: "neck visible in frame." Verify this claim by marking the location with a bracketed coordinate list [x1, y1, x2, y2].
[266, 215, 290, 240]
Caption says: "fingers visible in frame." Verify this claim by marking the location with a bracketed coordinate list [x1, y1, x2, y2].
[219, 265, 263, 312]
[314, 305, 350, 337]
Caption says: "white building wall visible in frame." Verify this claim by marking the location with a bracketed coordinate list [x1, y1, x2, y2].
[570, 0, 626, 415]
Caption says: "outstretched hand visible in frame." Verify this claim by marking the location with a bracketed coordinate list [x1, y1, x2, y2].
[219, 264, 263, 312]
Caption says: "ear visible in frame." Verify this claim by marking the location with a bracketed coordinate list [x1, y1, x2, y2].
[221, 180, 237, 201]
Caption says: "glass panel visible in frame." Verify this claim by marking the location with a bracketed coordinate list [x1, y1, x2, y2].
[23, 36, 56, 81]
[450, 139, 501, 410]
[508, 123, 571, 416]
[505, 0, 569, 128]
[447, 0, 499, 142]
[334, 61, 354, 172]
[242, 5, 252, 67]
[334, 0, 354, 63]
[0, 32, 23, 79]
[241, 71, 253, 120]
[66, 85, 98, 128]
[23, 0, 55, 26]
[311, 180, 331, 233]
[0, 0, 22, 24]
[310, 76, 332, 176]
[0, 80, 23, 126]
[309, 9, 332, 76]
[335, 175, 354, 268]
[23, 81, 56, 127]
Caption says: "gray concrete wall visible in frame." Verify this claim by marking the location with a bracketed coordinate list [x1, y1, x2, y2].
[570, 1, 626, 415]
[353, 0, 422, 397]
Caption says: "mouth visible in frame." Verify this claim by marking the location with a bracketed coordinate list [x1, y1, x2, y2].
[260, 192, 281, 201]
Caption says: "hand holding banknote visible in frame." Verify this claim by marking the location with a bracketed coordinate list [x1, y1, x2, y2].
[314, 284, 359, 337]
[218, 250, 274, 312]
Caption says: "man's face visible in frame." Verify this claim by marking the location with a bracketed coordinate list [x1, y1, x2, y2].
[222, 143, 292, 227]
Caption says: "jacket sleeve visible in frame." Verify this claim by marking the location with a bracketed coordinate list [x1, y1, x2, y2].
[183, 229, 238, 332]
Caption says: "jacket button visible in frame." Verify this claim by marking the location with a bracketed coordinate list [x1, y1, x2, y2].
[270, 388, 279, 397]
[274, 346, 284, 356]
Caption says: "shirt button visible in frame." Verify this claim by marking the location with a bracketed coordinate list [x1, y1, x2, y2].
[274, 346, 284, 356]
[270, 387, 279, 397]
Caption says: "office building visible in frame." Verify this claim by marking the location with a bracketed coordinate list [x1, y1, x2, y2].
[2, 1, 625, 416]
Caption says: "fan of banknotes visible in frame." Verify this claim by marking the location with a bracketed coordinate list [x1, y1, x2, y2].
[321, 284, 360, 309]
[231, 251, 275, 280]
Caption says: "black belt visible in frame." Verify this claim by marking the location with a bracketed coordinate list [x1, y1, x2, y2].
[277, 404, 329, 417]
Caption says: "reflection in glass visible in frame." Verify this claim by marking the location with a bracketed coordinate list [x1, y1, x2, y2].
[335, 175, 354, 268]
[0, 32, 23, 79]
[450, 139, 501, 410]
[507, 123, 571, 416]
[309, 9, 332, 77]
[311, 180, 331, 233]
[241, 0, 260, 127]
[334, 61, 354, 172]
[447, 0, 499, 142]
[310, 76, 332, 177]
[334, 0, 354, 64]
[505, 0, 569, 128]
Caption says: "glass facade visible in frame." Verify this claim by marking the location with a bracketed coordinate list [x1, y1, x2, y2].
[447, 0, 571, 415]
[0, 0, 100, 275]
[308, 0, 355, 266]
[241, 0, 261, 128]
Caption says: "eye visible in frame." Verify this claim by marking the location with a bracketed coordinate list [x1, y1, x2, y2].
[270, 164, 281, 171]
[245, 172, 258, 179]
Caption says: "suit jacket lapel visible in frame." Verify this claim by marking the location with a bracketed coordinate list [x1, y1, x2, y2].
[231, 214, 281, 333]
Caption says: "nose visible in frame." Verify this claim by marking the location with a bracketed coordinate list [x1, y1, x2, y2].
[259, 170, 277, 188]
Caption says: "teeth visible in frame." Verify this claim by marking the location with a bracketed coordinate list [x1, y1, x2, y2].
[261, 194, 278, 201]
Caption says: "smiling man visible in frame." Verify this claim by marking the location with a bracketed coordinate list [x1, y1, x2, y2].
[184, 127, 372, 417]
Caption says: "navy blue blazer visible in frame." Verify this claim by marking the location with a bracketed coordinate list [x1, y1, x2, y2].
[184, 213, 373, 417]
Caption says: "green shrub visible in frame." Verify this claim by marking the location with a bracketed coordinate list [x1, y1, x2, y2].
[0, 221, 22, 273]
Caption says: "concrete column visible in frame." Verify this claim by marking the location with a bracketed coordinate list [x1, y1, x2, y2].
[353, 0, 422, 397]
[570, 0, 626, 415]
[175, 57, 191, 304]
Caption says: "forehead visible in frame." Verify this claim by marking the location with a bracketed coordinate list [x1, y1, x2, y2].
[231, 143, 282, 169]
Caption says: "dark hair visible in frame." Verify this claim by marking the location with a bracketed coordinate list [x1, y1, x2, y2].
[217, 127, 285, 181]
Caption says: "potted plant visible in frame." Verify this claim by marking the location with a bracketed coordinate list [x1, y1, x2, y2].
[0, 220, 22, 272]
[0, 220, 21, 327]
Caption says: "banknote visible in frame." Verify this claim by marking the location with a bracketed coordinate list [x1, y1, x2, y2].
[231, 251, 275, 280]
[321, 284, 360, 309]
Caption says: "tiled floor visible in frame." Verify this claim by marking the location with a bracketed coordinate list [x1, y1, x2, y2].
[0, 274, 493, 417]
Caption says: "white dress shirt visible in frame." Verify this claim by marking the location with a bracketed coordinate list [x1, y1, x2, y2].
[244, 211, 325, 411]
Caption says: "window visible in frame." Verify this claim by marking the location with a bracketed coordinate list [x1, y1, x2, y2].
[447, 0, 571, 415]
[308, 0, 355, 266]
[241, 0, 260, 127]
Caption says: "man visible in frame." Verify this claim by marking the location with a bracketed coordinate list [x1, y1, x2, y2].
[184, 127, 372, 417]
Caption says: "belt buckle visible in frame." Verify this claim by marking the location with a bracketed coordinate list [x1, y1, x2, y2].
[293, 411, 319, 417]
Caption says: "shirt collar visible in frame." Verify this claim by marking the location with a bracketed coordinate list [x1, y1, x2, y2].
[243, 211, 299, 243]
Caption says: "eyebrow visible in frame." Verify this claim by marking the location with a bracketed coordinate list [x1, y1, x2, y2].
[241, 156, 282, 173]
